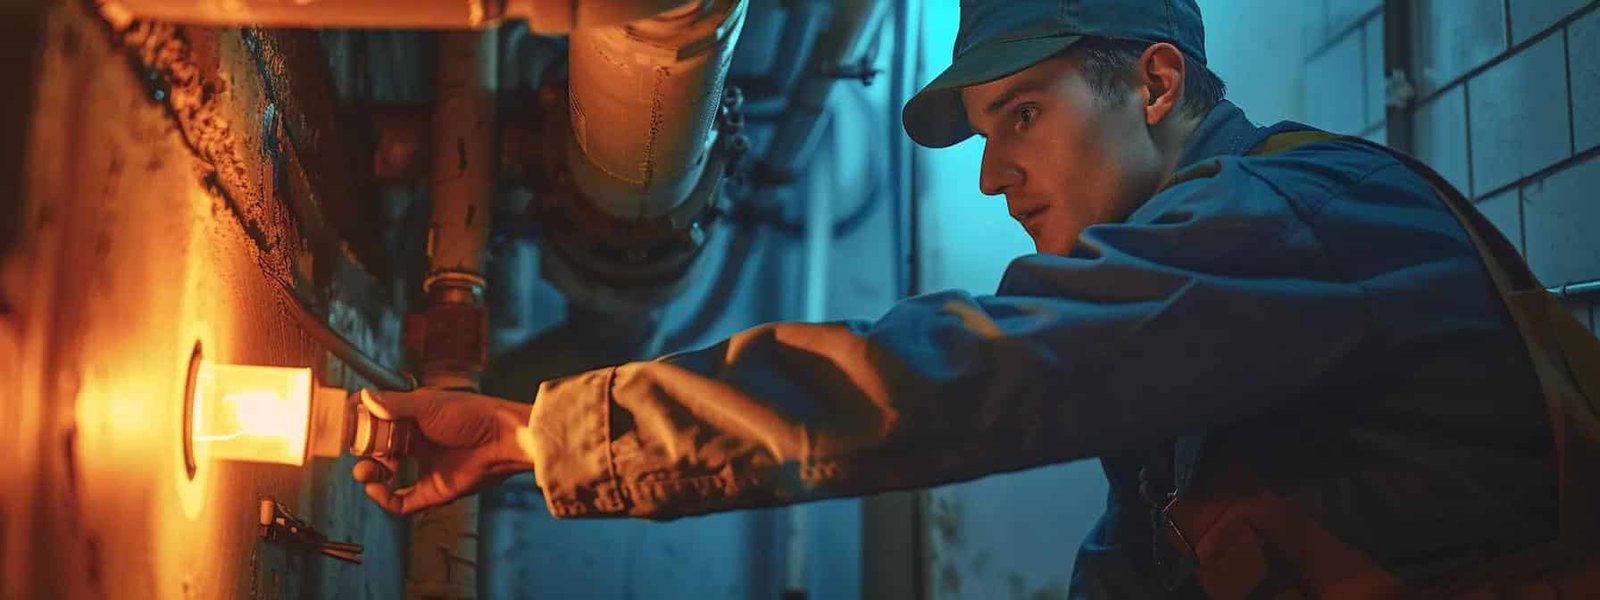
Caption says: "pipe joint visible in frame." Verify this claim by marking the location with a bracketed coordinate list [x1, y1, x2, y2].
[537, 85, 748, 313]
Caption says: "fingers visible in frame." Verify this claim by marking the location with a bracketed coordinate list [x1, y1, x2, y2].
[358, 387, 438, 421]
[350, 457, 396, 483]
[361, 473, 454, 516]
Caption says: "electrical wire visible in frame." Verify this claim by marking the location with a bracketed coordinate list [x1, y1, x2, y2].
[273, 283, 415, 391]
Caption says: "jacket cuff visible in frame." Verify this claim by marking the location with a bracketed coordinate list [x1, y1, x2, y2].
[529, 367, 630, 517]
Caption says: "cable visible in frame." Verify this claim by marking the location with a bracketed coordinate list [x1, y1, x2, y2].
[273, 283, 415, 391]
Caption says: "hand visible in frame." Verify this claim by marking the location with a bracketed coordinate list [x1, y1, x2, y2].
[350, 387, 535, 516]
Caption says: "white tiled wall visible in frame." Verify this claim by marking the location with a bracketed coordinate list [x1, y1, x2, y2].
[1570, 9, 1600, 153]
[1300, 2, 1385, 138]
[1413, 0, 1600, 334]
[1466, 34, 1571, 194]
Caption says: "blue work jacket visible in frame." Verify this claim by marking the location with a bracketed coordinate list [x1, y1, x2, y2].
[525, 101, 1554, 597]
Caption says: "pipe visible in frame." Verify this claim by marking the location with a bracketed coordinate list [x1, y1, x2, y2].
[406, 30, 497, 600]
[275, 284, 414, 391]
[1381, 0, 1414, 153]
[423, 30, 497, 323]
[1549, 279, 1600, 300]
[564, 0, 747, 219]
[737, 0, 830, 119]
[756, 0, 888, 187]
[97, 0, 694, 33]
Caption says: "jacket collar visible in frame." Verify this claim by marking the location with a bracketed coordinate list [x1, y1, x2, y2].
[1173, 99, 1269, 170]
[1121, 100, 1288, 225]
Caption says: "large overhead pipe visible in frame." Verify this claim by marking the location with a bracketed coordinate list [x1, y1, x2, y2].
[564, 0, 747, 219]
[538, 0, 749, 312]
[97, 0, 695, 33]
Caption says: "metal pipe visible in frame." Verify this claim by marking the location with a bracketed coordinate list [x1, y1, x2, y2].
[406, 29, 498, 600]
[98, 0, 693, 33]
[423, 31, 498, 321]
[1548, 279, 1600, 300]
[1381, 0, 1414, 153]
[757, 0, 888, 185]
[564, 0, 747, 218]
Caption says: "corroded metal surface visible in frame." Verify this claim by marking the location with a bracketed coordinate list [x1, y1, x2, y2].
[0, 0, 406, 597]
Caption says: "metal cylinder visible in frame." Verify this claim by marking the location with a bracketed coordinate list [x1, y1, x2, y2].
[564, 0, 747, 219]
[762, 0, 888, 176]
[99, 0, 693, 33]
[409, 30, 498, 600]
[425, 31, 497, 298]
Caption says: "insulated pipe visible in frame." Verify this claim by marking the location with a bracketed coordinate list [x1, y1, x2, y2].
[97, 0, 693, 33]
[564, 0, 747, 218]
[759, 0, 887, 178]
[424, 30, 497, 322]
[408, 30, 497, 600]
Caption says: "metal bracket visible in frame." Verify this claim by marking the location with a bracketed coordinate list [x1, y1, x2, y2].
[258, 498, 363, 564]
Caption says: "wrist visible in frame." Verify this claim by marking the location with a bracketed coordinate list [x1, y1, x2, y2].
[502, 398, 539, 469]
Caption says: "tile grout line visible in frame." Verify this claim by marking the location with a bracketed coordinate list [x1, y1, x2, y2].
[1464, 82, 1477, 200]
[1409, 0, 1600, 109]
[1305, 7, 1382, 64]
[1476, 143, 1600, 201]
[1504, 0, 1514, 49]
[1565, 27, 1577, 157]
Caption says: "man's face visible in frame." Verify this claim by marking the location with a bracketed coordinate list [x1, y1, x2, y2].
[960, 54, 1166, 256]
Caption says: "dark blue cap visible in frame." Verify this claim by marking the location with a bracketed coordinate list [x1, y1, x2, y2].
[902, 0, 1207, 148]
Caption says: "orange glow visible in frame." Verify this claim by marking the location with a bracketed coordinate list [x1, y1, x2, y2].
[190, 361, 312, 466]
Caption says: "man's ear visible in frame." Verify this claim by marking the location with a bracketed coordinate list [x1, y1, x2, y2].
[1138, 42, 1186, 126]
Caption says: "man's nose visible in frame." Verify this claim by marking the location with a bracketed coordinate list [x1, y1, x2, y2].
[978, 142, 1021, 196]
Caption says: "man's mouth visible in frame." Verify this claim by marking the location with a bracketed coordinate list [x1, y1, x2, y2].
[1013, 207, 1047, 235]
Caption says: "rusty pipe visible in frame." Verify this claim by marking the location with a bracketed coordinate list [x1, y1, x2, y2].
[564, 0, 747, 219]
[403, 30, 498, 600]
[97, 0, 695, 33]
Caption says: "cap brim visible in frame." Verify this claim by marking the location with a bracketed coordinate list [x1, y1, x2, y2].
[902, 35, 1083, 148]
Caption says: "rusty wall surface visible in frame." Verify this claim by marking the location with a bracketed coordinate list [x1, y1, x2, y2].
[1, 0, 406, 598]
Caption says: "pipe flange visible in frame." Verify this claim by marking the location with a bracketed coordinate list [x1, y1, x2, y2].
[535, 126, 744, 312]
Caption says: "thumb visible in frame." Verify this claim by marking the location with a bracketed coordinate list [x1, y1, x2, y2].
[364, 474, 453, 516]
[357, 388, 438, 422]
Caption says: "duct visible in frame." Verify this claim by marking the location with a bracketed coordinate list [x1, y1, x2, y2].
[98, 0, 695, 33]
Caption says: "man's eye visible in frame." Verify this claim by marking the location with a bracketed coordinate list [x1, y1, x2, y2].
[1017, 106, 1038, 125]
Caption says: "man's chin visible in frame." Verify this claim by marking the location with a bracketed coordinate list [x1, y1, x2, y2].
[1032, 235, 1077, 257]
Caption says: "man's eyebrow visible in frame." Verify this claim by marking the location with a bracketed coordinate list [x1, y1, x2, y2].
[982, 79, 1048, 116]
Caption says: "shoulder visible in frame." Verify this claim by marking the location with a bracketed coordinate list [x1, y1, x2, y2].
[1143, 137, 1440, 230]
[1237, 138, 1440, 221]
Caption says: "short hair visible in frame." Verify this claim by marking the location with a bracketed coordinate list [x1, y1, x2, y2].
[1064, 37, 1226, 119]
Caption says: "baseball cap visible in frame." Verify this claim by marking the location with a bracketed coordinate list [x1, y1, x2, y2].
[902, 0, 1207, 148]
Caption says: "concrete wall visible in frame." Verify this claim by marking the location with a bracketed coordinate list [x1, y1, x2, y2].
[1, 1, 407, 598]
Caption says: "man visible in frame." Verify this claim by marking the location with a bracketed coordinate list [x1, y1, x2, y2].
[354, 0, 1598, 595]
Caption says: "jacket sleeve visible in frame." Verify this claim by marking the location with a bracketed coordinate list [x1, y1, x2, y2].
[528, 158, 1375, 519]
